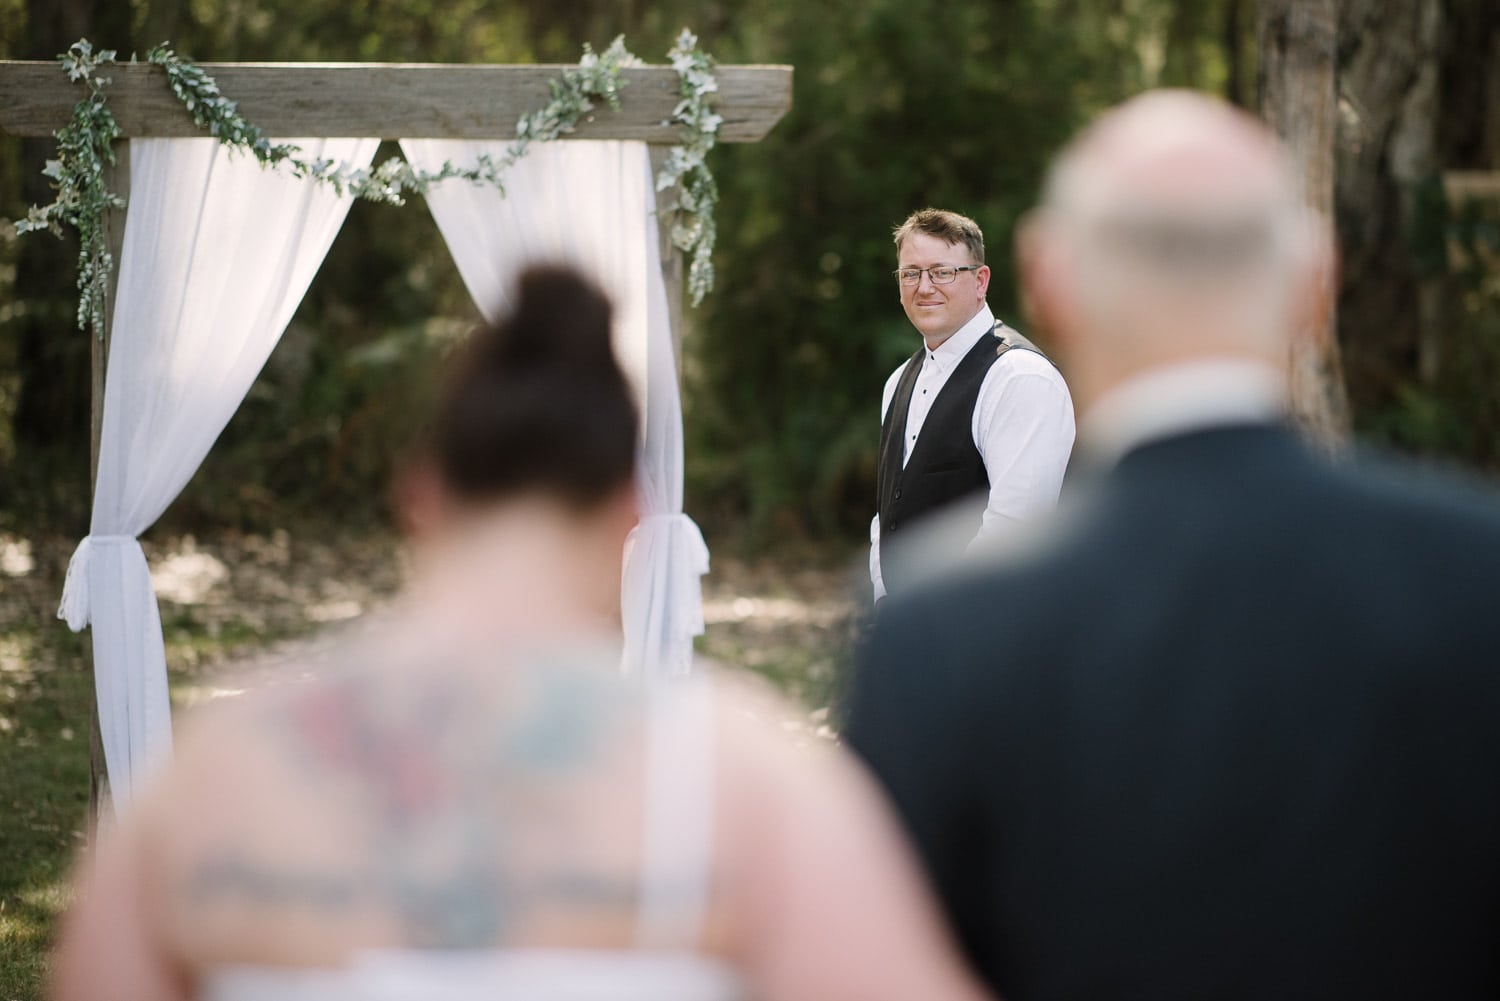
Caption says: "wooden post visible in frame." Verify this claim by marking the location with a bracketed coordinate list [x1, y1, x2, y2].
[648, 143, 686, 372]
[1257, 0, 1350, 444]
[86, 145, 129, 822]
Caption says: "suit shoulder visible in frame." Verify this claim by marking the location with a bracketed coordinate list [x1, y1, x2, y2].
[1337, 446, 1500, 539]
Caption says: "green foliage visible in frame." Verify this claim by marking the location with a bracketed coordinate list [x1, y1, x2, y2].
[10, 0, 1456, 550]
[22, 33, 723, 337]
[0, 0, 1249, 542]
[1360, 193, 1500, 469]
[13, 41, 124, 336]
[146, 34, 645, 204]
[0, 622, 90, 1001]
[659, 29, 722, 303]
[683, 0, 1207, 539]
[171, 187, 462, 531]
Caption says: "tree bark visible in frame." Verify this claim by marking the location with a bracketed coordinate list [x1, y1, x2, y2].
[1257, 0, 1351, 445]
[1335, 0, 1447, 413]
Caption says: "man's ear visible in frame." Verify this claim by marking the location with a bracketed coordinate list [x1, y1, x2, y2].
[974, 263, 991, 303]
[1289, 214, 1337, 350]
[1016, 211, 1064, 345]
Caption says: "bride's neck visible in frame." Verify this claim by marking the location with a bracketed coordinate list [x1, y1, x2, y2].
[403, 499, 626, 642]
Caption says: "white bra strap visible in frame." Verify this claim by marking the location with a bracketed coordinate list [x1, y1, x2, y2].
[634, 676, 716, 951]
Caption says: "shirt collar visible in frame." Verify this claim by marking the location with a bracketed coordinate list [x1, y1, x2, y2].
[923, 304, 995, 373]
[1078, 358, 1288, 469]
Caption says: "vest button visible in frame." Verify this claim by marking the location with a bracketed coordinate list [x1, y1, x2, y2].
[889, 522, 898, 532]
[894, 488, 902, 499]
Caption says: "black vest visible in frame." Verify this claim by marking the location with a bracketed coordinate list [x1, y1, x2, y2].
[876, 323, 1049, 595]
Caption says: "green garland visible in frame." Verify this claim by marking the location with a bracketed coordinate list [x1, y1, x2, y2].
[659, 31, 721, 305]
[20, 30, 723, 337]
[16, 41, 125, 334]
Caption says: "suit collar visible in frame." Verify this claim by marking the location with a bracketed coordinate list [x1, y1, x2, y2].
[1076, 359, 1287, 471]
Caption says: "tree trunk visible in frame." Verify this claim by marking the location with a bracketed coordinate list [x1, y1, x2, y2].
[1335, 0, 1447, 412]
[1257, 0, 1351, 445]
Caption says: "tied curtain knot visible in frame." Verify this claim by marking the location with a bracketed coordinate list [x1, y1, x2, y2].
[622, 512, 711, 678]
[631, 511, 710, 581]
[58, 534, 139, 631]
[628, 511, 710, 635]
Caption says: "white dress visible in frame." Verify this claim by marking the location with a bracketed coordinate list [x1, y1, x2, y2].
[203, 678, 746, 1001]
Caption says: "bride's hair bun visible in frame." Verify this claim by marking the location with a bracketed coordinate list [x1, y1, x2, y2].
[483, 266, 617, 377]
[425, 264, 638, 507]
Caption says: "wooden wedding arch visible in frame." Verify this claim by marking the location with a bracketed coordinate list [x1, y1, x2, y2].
[0, 58, 793, 447]
[0, 56, 793, 811]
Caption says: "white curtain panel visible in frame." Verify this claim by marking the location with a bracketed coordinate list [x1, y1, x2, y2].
[400, 139, 709, 679]
[58, 136, 378, 814]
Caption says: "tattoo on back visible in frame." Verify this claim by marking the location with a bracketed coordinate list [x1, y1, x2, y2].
[185, 649, 651, 948]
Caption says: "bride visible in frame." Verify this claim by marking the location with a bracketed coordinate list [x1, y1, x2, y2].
[50, 266, 990, 1001]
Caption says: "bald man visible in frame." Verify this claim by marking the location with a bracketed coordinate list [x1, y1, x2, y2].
[845, 91, 1500, 1000]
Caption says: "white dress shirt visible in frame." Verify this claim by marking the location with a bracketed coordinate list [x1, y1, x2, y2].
[869, 305, 1076, 600]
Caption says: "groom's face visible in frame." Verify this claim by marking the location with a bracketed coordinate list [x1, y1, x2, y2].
[897, 231, 990, 349]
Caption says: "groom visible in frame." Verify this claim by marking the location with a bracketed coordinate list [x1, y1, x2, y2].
[869, 208, 1074, 602]
[847, 90, 1500, 999]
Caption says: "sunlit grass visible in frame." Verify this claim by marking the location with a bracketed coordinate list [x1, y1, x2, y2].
[0, 612, 90, 1001]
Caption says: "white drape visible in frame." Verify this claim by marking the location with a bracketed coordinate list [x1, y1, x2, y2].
[58, 137, 378, 814]
[401, 139, 709, 679]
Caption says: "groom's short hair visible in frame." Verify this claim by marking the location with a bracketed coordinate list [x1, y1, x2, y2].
[893, 208, 986, 265]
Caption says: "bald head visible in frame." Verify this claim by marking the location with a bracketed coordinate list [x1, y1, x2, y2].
[1020, 90, 1330, 408]
[1046, 90, 1296, 224]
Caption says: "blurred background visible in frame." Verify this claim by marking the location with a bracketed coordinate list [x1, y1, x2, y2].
[2, 4, 1499, 996]
[3, 0, 1498, 549]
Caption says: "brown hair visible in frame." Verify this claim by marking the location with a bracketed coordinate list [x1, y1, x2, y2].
[892, 208, 986, 264]
[424, 265, 638, 508]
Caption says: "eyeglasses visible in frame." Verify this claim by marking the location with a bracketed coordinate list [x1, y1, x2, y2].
[893, 265, 981, 286]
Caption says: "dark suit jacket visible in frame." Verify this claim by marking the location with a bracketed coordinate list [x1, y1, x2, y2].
[845, 424, 1500, 1000]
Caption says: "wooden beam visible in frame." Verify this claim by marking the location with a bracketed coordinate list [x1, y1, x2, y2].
[0, 62, 792, 143]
